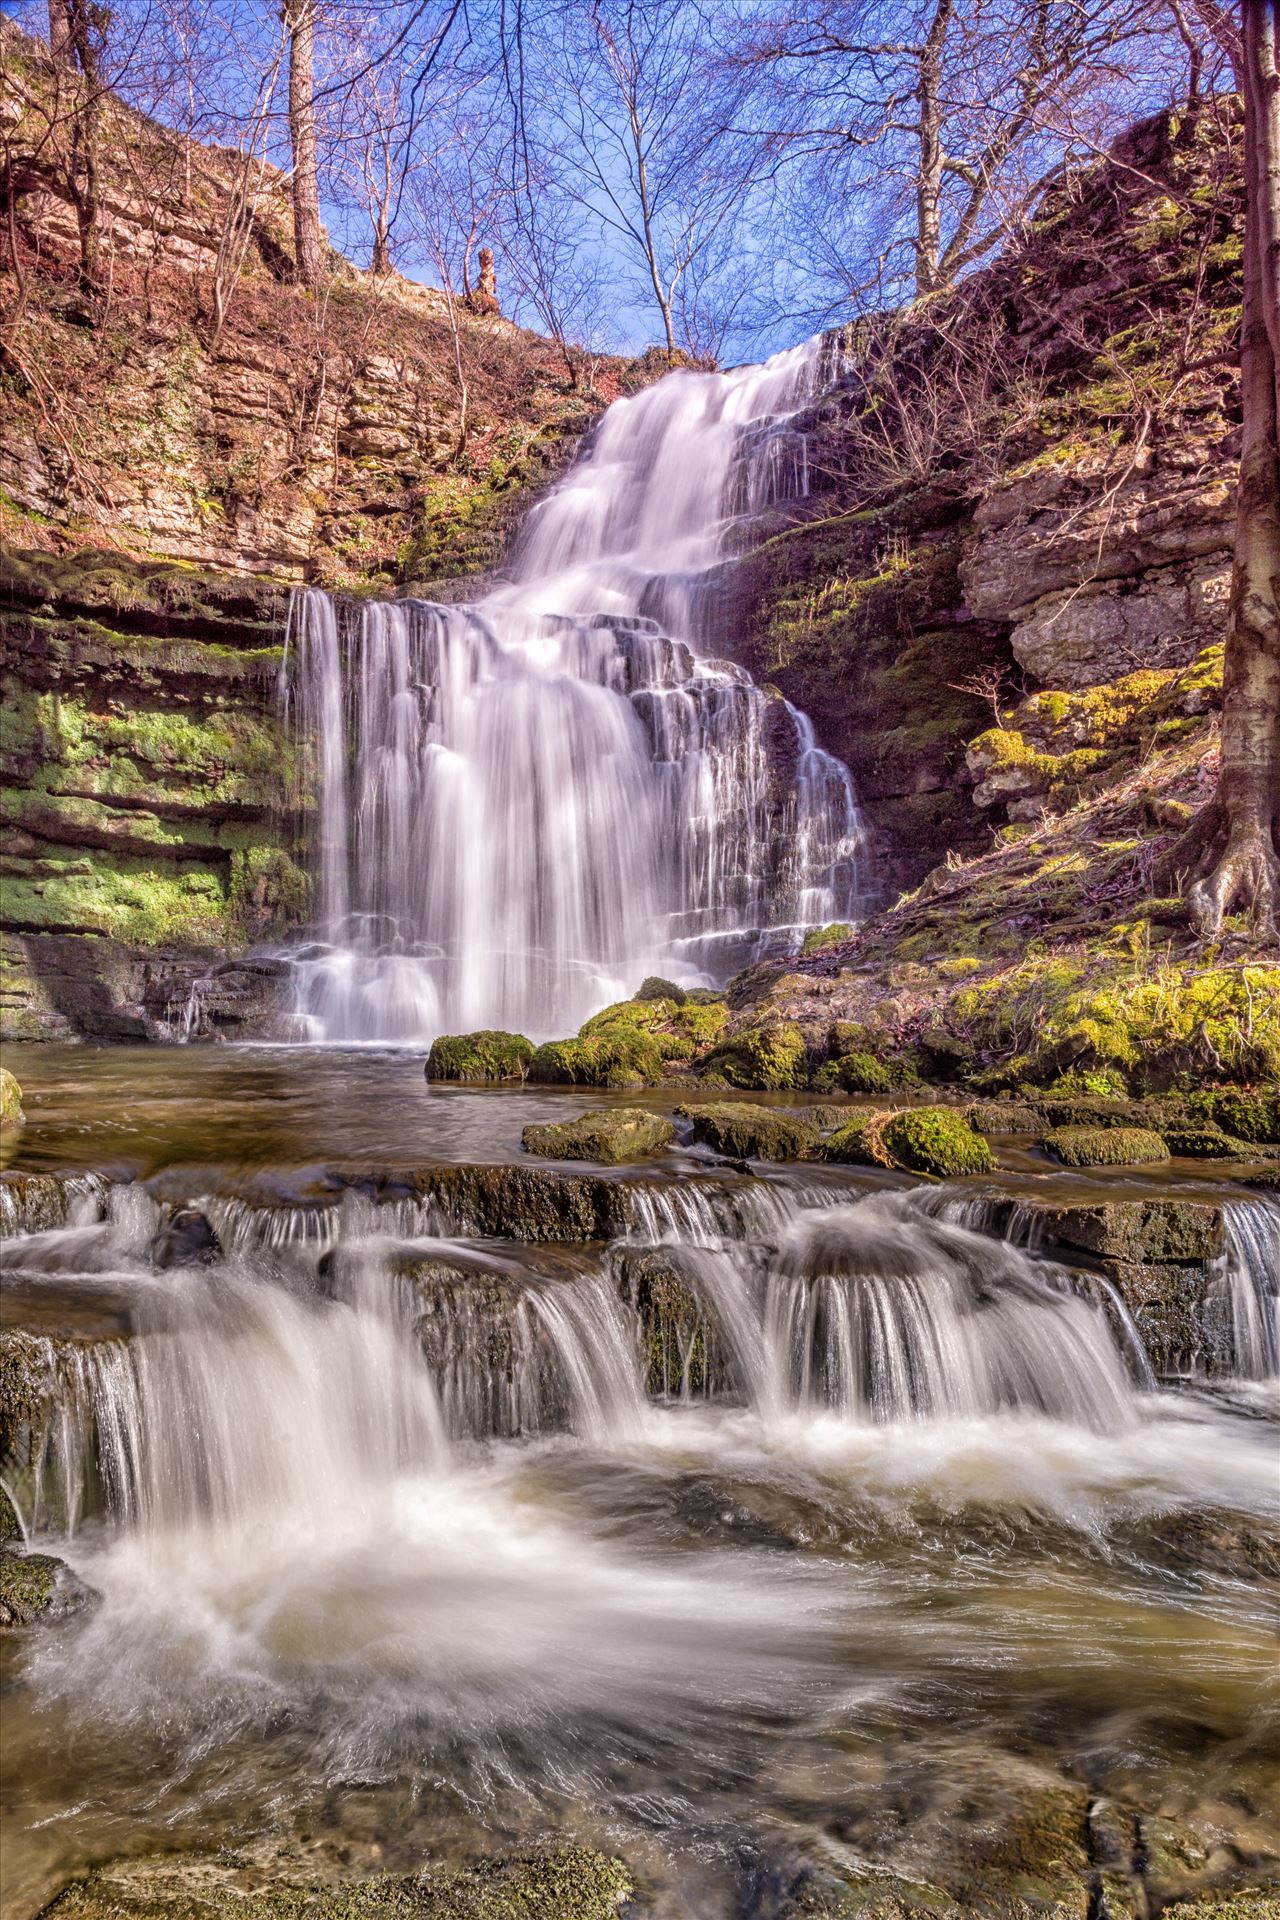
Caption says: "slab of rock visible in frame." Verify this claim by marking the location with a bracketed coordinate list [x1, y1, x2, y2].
[1025, 1198, 1224, 1265]
[678, 1101, 819, 1161]
[522, 1108, 676, 1164]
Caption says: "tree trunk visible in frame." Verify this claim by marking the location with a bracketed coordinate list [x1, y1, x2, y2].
[47, 0, 73, 60]
[283, 0, 323, 283]
[1165, 0, 1280, 937]
[913, 0, 953, 296]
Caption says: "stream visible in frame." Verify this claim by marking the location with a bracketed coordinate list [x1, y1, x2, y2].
[1, 1046, 1277, 1918]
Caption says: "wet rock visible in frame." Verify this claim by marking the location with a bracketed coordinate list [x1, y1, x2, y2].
[1026, 1199, 1224, 1265]
[1190, 1089, 1280, 1146]
[37, 1845, 634, 1919]
[425, 1029, 534, 1083]
[0, 1067, 23, 1128]
[403, 1164, 635, 1242]
[1101, 1261, 1206, 1376]
[150, 1206, 222, 1269]
[0, 1546, 98, 1629]
[1044, 1125, 1170, 1167]
[679, 1101, 819, 1161]
[812, 1049, 894, 1095]
[0, 1171, 106, 1236]
[615, 1246, 730, 1397]
[699, 1020, 810, 1090]
[522, 1108, 675, 1164]
[822, 1109, 893, 1166]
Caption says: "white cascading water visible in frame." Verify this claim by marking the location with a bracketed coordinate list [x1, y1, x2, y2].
[283, 340, 863, 1043]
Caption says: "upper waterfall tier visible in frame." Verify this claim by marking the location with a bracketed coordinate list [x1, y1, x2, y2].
[285, 339, 863, 1044]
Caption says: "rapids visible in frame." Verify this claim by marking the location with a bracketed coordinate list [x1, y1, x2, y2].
[283, 341, 863, 1043]
[2, 1052, 1278, 1915]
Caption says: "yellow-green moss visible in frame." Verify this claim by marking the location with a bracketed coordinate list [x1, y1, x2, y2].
[699, 1021, 809, 1090]
[1045, 1125, 1170, 1167]
[880, 1107, 993, 1177]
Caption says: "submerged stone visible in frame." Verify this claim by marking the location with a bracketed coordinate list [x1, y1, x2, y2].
[522, 1108, 676, 1164]
[614, 1246, 728, 1397]
[38, 1846, 634, 1919]
[678, 1101, 819, 1161]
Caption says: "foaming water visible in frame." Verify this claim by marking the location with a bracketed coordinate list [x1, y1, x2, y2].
[283, 341, 863, 1042]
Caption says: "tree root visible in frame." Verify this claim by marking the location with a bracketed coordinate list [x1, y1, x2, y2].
[1162, 801, 1280, 940]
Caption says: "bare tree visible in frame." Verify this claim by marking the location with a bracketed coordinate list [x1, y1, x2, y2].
[730, 0, 1177, 305]
[548, 0, 752, 359]
[1164, 0, 1280, 936]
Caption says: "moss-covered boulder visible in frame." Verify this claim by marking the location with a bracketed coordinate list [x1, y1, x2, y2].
[579, 993, 729, 1063]
[0, 1547, 98, 1629]
[0, 1068, 22, 1128]
[699, 1020, 809, 1090]
[678, 1101, 819, 1161]
[1045, 1124, 1170, 1167]
[880, 1107, 993, 1177]
[1188, 1088, 1280, 1145]
[1019, 1198, 1224, 1265]
[813, 1049, 894, 1095]
[1164, 1125, 1253, 1159]
[822, 1110, 894, 1167]
[801, 921, 854, 954]
[521, 1108, 675, 1163]
[635, 974, 686, 1003]
[967, 1100, 1045, 1134]
[37, 1847, 634, 1920]
[425, 1030, 534, 1083]
[527, 1028, 664, 1089]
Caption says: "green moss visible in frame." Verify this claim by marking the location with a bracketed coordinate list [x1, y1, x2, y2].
[578, 993, 727, 1063]
[0, 1068, 22, 1128]
[1188, 1089, 1280, 1145]
[521, 1108, 675, 1163]
[527, 1028, 665, 1089]
[1163, 1125, 1251, 1159]
[879, 1107, 993, 1177]
[425, 1031, 534, 1083]
[801, 922, 855, 955]
[678, 1101, 819, 1161]
[1045, 1125, 1170, 1167]
[814, 1050, 893, 1095]
[822, 1111, 893, 1166]
[700, 1020, 809, 1090]
[635, 975, 686, 1002]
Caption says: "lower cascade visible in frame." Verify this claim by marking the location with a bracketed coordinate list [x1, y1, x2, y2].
[9, 1177, 1264, 1542]
[283, 341, 864, 1044]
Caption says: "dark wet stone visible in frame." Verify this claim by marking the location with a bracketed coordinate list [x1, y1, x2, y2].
[0, 1546, 98, 1629]
[151, 1206, 222, 1269]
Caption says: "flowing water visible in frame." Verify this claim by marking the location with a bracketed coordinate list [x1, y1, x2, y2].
[283, 342, 863, 1043]
[2, 1050, 1278, 1920]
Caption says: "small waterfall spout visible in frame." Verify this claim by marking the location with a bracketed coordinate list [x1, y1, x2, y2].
[283, 341, 863, 1043]
[1208, 1196, 1280, 1383]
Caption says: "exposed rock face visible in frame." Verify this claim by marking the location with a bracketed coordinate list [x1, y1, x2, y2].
[962, 450, 1234, 689]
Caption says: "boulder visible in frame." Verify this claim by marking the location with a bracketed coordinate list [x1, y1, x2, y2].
[425, 1029, 533, 1082]
[1023, 1199, 1224, 1265]
[879, 1107, 993, 1177]
[150, 1206, 222, 1269]
[521, 1109, 676, 1164]
[0, 1068, 22, 1128]
[1044, 1124, 1170, 1167]
[0, 1547, 98, 1630]
[678, 1102, 819, 1161]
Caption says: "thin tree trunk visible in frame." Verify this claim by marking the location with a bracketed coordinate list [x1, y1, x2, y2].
[284, 0, 323, 283]
[913, 0, 953, 296]
[1165, 0, 1280, 936]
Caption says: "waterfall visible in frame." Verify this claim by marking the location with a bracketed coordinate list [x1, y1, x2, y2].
[1208, 1197, 1280, 1382]
[283, 340, 864, 1043]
